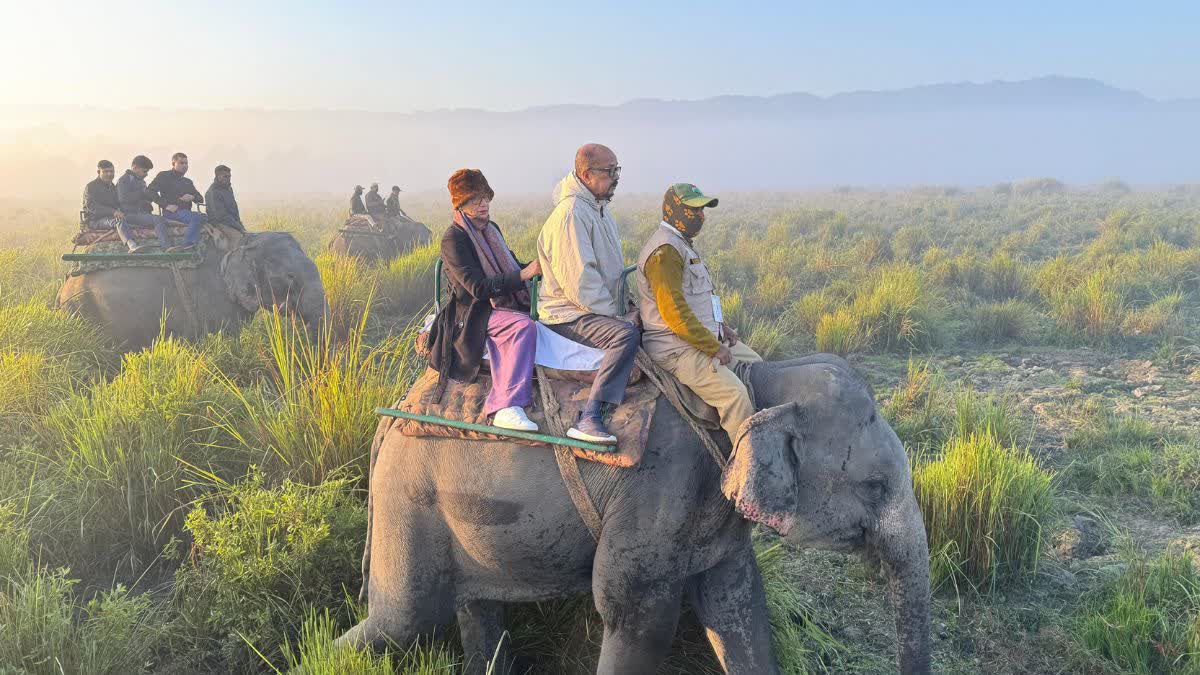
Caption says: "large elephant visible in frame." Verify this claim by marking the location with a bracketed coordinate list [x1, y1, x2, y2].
[57, 229, 328, 352]
[338, 354, 931, 674]
[328, 216, 431, 263]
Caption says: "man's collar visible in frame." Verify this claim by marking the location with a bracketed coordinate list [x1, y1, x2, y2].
[660, 220, 695, 245]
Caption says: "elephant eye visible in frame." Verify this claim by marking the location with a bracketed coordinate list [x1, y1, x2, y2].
[860, 479, 886, 504]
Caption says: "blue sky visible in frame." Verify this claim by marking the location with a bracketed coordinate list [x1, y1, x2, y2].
[1, 1, 1196, 110]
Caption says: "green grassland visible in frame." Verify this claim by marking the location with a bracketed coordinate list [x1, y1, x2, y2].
[3, 183, 1200, 673]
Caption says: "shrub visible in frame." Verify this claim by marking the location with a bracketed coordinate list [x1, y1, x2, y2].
[1014, 177, 1065, 195]
[173, 472, 366, 670]
[0, 569, 165, 674]
[215, 309, 420, 484]
[38, 336, 243, 572]
[968, 299, 1038, 345]
[914, 431, 1055, 592]
[982, 251, 1028, 300]
[1077, 549, 1200, 674]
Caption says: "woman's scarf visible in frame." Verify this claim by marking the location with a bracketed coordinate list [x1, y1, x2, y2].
[454, 210, 530, 308]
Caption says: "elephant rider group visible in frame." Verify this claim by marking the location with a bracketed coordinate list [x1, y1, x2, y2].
[427, 143, 759, 446]
[349, 183, 409, 229]
[82, 154, 246, 253]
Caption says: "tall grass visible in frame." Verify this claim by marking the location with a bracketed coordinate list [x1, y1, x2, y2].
[376, 241, 439, 317]
[277, 609, 458, 674]
[914, 431, 1055, 593]
[1077, 547, 1200, 674]
[37, 336, 242, 572]
[215, 308, 420, 484]
[0, 301, 116, 375]
[0, 568, 165, 674]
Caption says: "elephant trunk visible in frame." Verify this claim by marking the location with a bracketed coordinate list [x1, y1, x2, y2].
[299, 284, 330, 338]
[872, 488, 931, 674]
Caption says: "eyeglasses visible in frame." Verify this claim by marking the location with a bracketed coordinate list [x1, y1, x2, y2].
[589, 165, 621, 180]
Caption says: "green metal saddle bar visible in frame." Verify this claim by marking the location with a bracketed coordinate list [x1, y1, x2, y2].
[62, 252, 201, 262]
[375, 407, 617, 453]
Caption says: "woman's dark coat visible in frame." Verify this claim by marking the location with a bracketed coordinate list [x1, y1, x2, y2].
[427, 223, 529, 384]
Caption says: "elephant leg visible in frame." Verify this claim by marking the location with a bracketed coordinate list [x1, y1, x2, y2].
[593, 576, 683, 675]
[457, 600, 511, 675]
[689, 548, 780, 675]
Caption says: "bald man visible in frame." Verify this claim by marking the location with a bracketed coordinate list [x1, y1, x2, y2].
[536, 143, 637, 444]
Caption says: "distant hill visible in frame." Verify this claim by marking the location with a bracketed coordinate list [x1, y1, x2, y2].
[1, 76, 1196, 200]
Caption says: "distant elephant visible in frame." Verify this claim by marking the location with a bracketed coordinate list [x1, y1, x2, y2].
[329, 215, 431, 263]
[338, 354, 931, 674]
[57, 229, 328, 352]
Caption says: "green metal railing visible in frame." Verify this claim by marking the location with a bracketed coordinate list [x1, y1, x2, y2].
[62, 252, 200, 262]
[376, 407, 616, 453]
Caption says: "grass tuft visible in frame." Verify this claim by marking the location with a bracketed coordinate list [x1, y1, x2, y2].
[914, 431, 1055, 593]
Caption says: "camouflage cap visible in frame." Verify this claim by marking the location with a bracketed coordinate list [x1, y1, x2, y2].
[669, 183, 718, 208]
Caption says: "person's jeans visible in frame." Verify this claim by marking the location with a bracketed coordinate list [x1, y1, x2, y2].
[163, 208, 203, 245]
[118, 212, 171, 250]
[547, 314, 640, 405]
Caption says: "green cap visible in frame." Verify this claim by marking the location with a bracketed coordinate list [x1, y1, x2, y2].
[670, 183, 718, 208]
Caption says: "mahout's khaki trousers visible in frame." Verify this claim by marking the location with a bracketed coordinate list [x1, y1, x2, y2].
[653, 341, 763, 441]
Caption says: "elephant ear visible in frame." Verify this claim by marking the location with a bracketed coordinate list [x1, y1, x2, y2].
[221, 240, 260, 313]
[721, 402, 804, 536]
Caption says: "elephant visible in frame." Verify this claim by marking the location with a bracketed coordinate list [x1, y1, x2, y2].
[57, 228, 328, 352]
[328, 215, 431, 263]
[337, 354, 931, 674]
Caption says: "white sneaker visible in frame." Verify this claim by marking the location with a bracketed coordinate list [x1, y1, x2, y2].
[492, 406, 538, 432]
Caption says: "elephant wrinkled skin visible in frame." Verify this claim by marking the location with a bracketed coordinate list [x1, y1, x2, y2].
[339, 354, 931, 674]
[57, 229, 328, 352]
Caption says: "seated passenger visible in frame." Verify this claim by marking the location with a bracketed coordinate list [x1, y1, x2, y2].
[385, 185, 406, 219]
[536, 143, 638, 444]
[636, 184, 762, 442]
[205, 165, 245, 232]
[365, 182, 387, 220]
[148, 152, 204, 252]
[82, 160, 122, 229]
[427, 169, 542, 432]
[114, 155, 171, 253]
[350, 185, 368, 215]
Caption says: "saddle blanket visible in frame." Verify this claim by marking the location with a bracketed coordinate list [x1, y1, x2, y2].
[385, 368, 659, 467]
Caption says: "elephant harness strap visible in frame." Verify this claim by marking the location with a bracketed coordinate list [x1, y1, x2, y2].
[536, 364, 605, 541]
[169, 262, 202, 339]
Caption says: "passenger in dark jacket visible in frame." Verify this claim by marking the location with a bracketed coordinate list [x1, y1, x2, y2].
[350, 185, 367, 215]
[365, 183, 387, 219]
[82, 160, 122, 227]
[114, 155, 171, 252]
[149, 152, 204, 251]
[385, 185, 407, 218]
[427, 169, 542, 431]
[204, 165, 244, 231]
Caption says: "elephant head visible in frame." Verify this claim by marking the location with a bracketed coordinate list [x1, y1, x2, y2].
[722, 357, 931, 674]
[221, 232, 329, 334]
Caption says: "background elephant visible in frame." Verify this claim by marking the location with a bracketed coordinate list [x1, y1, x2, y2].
[328, 216, 431, 263]
[339, 354, 931, 674]
[57, 229, 328, 352]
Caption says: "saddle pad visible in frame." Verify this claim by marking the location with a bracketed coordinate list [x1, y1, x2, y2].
[66, 235, 210, 276]
[73, 223, 194, 246]
[387, 367, 657, 467]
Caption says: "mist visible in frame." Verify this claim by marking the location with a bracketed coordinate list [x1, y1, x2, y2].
[2, 76, 1197, 201]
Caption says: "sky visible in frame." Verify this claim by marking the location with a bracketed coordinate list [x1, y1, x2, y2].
[1, 1, 1197, 112]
